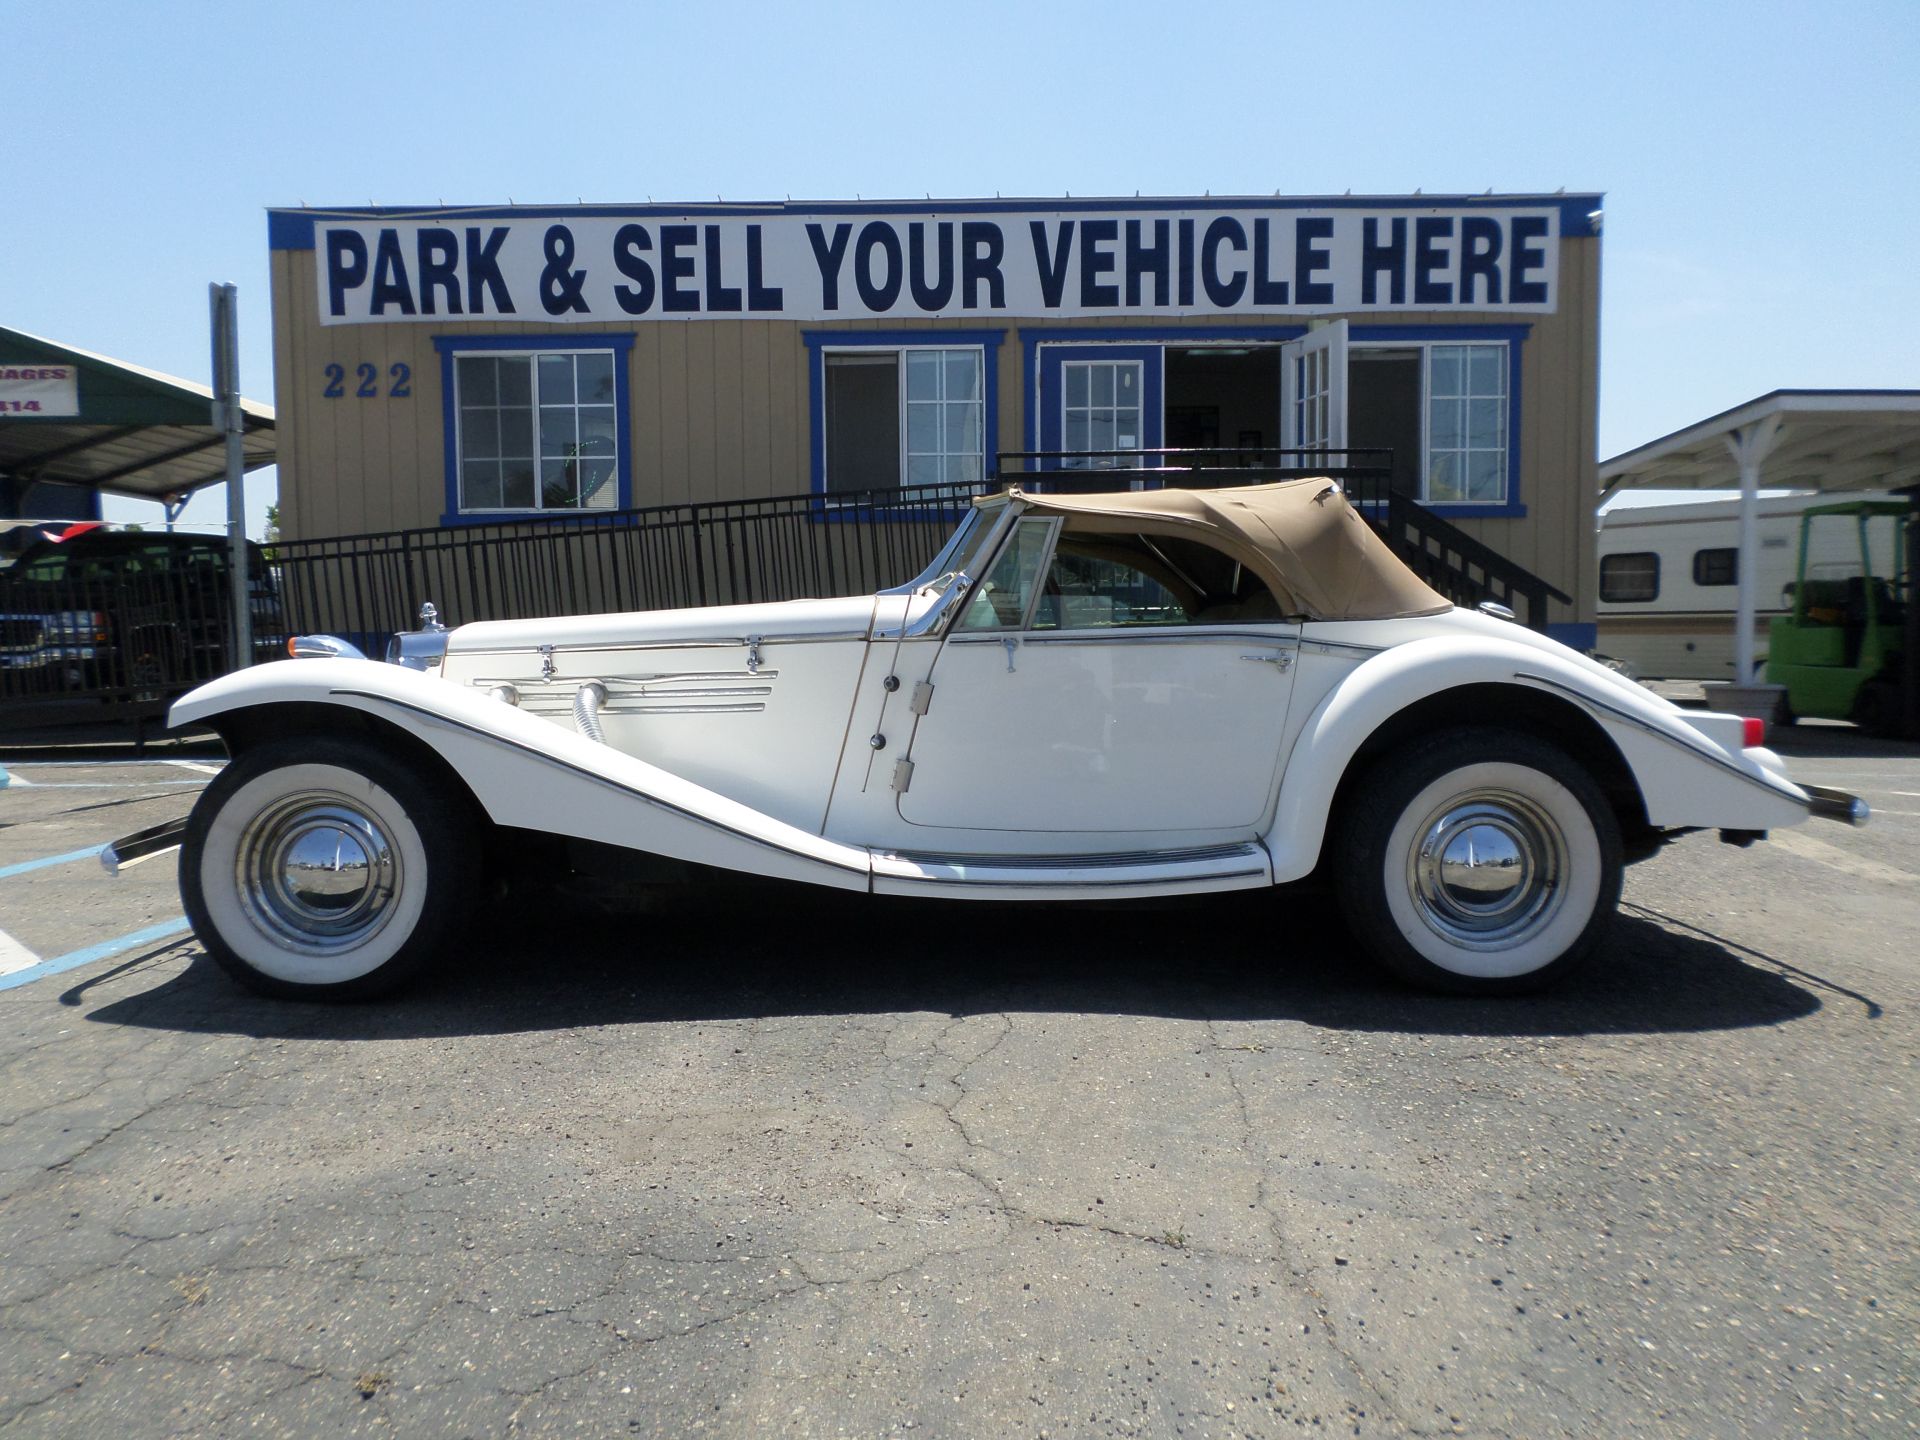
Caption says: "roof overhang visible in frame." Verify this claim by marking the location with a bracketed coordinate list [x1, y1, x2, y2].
[1599, 390, 1920, 500]
[0, 326, 275, 503]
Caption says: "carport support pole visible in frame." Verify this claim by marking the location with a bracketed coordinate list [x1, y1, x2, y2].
[1725, 416, 1783, 685]
[209, 283, 252, 670]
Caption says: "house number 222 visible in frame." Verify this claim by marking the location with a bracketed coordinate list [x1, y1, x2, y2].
[322, 362, 411, 399]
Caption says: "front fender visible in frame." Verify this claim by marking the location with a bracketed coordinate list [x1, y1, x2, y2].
[1264, 634, 1811, 883]
[172, 658, 871, 890]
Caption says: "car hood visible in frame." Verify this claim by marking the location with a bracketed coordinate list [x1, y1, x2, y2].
[445, 593, 880, 654]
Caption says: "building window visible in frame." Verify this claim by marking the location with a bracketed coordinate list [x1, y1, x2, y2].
[823, 346, 985, 493]
[1062, 359, 1144, 468]
[1693, 547, 1738, 586]
[454, 350, 618, 513]
[1425, 343, 1507, 504]
[1600, 552, 1660, 603]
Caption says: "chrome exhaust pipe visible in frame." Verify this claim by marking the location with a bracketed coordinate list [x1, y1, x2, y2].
[1803, 784, 1870, 827]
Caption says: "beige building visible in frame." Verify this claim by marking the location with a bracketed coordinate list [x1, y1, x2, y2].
[268, 194, 1603, 645]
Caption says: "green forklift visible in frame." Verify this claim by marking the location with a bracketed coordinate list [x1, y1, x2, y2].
[1766, 499, 1912, 735]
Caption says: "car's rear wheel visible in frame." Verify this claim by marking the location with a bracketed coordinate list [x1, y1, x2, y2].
[1336, 729, 1623, 995]
[181, 737, 478, 1000]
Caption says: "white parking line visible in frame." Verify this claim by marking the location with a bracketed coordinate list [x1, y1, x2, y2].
[0, 927, 38, 977]
[162, 760, 224, 776]
[9, 781, 206, 790]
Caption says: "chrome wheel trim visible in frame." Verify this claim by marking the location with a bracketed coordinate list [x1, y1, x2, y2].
[233, 790, 402, 956]
[1406, 789, 1568, 952]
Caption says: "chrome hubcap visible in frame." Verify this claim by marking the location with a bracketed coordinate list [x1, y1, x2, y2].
[1408, 790, 1566, 949]
[235, 792, 399, 954]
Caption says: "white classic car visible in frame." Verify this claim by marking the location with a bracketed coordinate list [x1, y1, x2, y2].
[134, 479, 1866, 1000]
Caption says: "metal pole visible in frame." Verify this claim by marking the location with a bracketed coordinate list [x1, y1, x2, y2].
[1726, 415, 1782, 686]
[209, 283, 252, 669]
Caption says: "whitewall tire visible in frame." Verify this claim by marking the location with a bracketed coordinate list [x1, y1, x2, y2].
[1337, 729, 1623, 995]
[181, 738, 479, 1000]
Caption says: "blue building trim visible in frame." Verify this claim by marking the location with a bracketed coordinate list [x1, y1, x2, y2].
[1545, 622, 1598, 652]
[1033, 345, 1167, 464]
[801, 329, 1004, 508]
[1015, 321, 1531, 516]
[431, 333, 635, 526]
[1017, 325, 1311, 454]
[269, 194, 1604, 250]
[1349, 323, 1531, 519]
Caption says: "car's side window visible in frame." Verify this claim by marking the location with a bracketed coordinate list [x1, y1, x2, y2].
[1029, 528, 1285, 630]
[1034, 544, 1191, 629]
[956, 518, 1055, 631]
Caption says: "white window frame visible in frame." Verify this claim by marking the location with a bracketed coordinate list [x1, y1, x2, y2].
[1060, 358, 1146, 470]
[821, 343, 987, 494]
[1349, 338, 1513, 507]
[452, 347, 620, 516]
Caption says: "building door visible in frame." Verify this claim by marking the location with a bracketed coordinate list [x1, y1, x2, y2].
[1280, 320, 1349, 453]
[1037, 345, 1164, 467]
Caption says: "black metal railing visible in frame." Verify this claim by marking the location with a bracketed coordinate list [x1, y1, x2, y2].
[270, 483, 982, 651]
[270, 451, 1569, 646]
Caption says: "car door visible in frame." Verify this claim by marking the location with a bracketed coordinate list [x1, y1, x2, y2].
[893, 516, 1300, 838]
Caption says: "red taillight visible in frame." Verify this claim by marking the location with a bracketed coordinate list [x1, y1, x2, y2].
[1742, 716, 1767, 748]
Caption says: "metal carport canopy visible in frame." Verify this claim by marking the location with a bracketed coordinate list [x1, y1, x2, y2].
[0, 325, 275, 503]
[1598, 389, 1920, 685]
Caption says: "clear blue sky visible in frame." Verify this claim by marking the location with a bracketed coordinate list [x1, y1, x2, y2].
[6, 0, 1915, 537]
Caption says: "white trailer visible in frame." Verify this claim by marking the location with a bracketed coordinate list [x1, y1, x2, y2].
[1595, 492, 1894, 681]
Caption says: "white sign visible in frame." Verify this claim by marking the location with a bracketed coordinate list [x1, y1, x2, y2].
[0, 364, 78, 416]
[315, 205, 1561, 325]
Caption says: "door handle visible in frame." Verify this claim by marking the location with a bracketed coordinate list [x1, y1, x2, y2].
[1240, 652, 1294, 672]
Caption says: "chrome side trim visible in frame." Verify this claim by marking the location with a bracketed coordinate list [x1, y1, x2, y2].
[948, 629, 1299, 648]
[883, 867, 1270, 890]
[1514, 671, 1809, 807]
[454, 632, 866, 657]
[1300, 637, 1386, 657]
[466, 671, 778, 692]
[880, 841, 1260, 870]
[1019, 630, 1299, 648]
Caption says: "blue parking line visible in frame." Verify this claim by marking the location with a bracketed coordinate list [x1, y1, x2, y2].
[0, 845, 107, 881]
[0, 917, 194, 992]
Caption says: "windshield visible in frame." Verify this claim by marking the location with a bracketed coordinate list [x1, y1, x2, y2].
[892, 505, 1004, 597]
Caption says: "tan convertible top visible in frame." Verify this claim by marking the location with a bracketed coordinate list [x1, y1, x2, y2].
[984, 478, 1453, 622]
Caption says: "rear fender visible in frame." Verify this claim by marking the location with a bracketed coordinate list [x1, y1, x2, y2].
[171, 658, 871, 890]
[1266, 635, 1810, 882]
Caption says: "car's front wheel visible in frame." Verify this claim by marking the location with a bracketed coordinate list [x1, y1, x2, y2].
[181, 737, 479, 1000]
[1335, 729, 1623, 995]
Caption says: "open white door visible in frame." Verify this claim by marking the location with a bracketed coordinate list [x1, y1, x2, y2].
[1280, 319, 1349, 453]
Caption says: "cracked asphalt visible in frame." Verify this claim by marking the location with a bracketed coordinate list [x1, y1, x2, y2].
[0, 726, 1915, 1438]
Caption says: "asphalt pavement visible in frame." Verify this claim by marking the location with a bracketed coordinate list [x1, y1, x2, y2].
[0, 726, 1914, 1438]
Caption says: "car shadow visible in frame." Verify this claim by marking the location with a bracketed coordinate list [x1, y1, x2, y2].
[84, 883, 1833, 1043]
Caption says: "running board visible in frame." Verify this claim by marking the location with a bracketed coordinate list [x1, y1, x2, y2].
[869, 841, 1271, 900]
